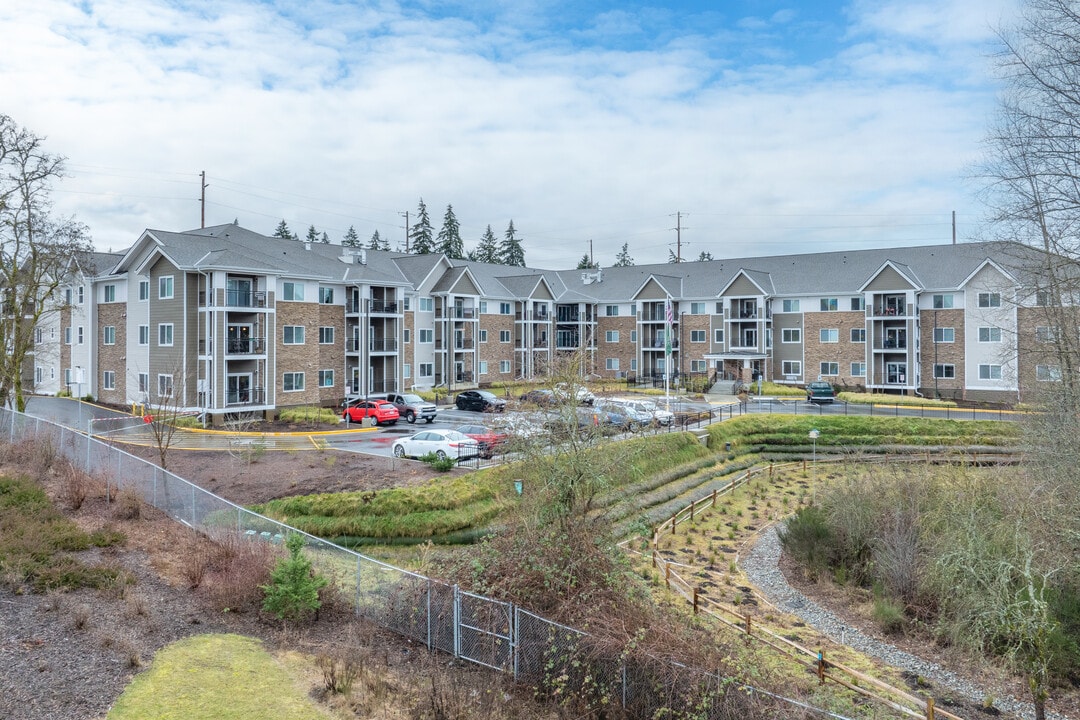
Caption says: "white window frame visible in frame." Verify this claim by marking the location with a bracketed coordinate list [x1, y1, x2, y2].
[283, 326, 305, 345]
[499, 330, 511, 343]
[318, 369, 334, 387]
[1035, 326, 1058, 343]
[102, 370, 115, 390]
[690, 360, 707, 372]
[782, 299, 800, 313]
[139, 325, 149, 346]
[419, 363, 434, 378]
[714, 328, 725, 344]
[418, 329, 433, 343]
[478, 360, 488, 375]
[978, 364, 1002, 380]
[605, 358, 620, 371]
[157, 374, 173, 398]
[932, 294, 953, 309]
[820, 362, 839, 377]
[283, 372, 305, 392]
[499, 302, 512, 315]
[419, 297, 434, 312]
[605, 305, 619, 317]
[103, 284, 116, 302]
[934, 364, 955, 379]
[819, 328, 838, 343]
[781, 328, 801, 343]
[605, 330, 619, 343]
[158, 323, 173, 347]
[77, 327, 84, 345]
[820, 298, 838, 312]
[782, 360, 801, 375]
[851, 362, 866, 377]
[138, 280, 149, 301]
[403, 364, 411, 379]
[978, 327, 1002, 343]
[319, 326, 334, 344]
[850, 297, 864, 311]
[690, 330, 706, 343]
[319, 286, 334, 304]
[1036, 364, 1062, 381]
[158, 276, 174, 300]
[103, 326, 116, 345]
[404, 328, 411, 343]
[138, 373, 149, 394]
[933, 327, 954, 343]
[282, 282, 304, 302]
[690, 302, 706, 314]
[978, 292, 1001, 308]
[850, 328, 866, 343]
[478, 329, 487, 343]
[499, 360, 511, 373]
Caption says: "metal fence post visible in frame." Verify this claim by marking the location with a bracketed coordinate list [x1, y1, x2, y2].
[355, 555, 362, 617]
[427, 578, 433, 651]
[453, 585, 461, 659]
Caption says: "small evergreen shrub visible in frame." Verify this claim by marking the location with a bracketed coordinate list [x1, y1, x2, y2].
[261, 534, 328, 623]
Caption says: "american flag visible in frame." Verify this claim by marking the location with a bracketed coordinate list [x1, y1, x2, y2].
[664, 297, 673, 354]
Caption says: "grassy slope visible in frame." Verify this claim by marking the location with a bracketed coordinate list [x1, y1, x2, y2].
[107, 634, 332, 720]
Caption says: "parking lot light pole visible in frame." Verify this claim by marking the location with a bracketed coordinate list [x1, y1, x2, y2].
[808, 428, 820, 498]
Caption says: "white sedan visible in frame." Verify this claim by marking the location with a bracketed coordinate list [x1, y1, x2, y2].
[392, 429, 480, 461]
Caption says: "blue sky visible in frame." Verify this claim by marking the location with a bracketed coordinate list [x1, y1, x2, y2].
[1, 0, 1018, 267]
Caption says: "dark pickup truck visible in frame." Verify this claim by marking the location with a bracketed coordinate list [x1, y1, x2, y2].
[382, 392, 438, 423]
[806, 381, 836, 404]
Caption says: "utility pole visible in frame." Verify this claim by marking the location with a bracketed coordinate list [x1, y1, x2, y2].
[200, 171, 208, 228]
[672, 211, 686, 262]
[589, 238, 594, 267]
[400, 210, 410, 253]
[951, 210, 956, 245]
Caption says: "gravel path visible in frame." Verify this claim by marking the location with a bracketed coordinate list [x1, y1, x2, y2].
[741, 526, 1073, 720]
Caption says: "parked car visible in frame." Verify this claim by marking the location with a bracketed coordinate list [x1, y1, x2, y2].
[519, 388, 558, 406]
[626, 398, 673, 426]
[455, 423, 510, 458]
[806, 381, 836, 404]
[591, 402, 640, 432]
[392, 429, 479, 460]
[342, 399, 400, 425]
[554, 382, 595, 405]
[381, 392, 437, 424]
[604, 399, 654, 427]
[455, 390, 507, 412]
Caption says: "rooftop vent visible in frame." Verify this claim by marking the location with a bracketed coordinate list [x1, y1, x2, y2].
[338, 249, 367, 265]
[581, 269, 603, 285]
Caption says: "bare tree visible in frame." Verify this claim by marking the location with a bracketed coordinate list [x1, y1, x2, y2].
[0, 115, 92, 411]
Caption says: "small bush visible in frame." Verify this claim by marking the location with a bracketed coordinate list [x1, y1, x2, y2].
[261, 534, 328, 623]
[872, 596, 906, 634]
[778, 505, 835, 580]
[199, 534, 278, 612]
[316, 653, 359, 696]
[111, 490, 142, 520]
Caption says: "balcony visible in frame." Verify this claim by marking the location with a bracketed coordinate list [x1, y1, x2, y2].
[557, 311, 580, 323]
[371, 338, 398, 352]
[225, 290, 267, 308]
[226, 387, 266, 406]
[455, 371, 474, 384]
[438, 307, 476, 320]
[225, 337, 266, 355]
[454, 338, 474, 350]
[371, 300, 398, 313]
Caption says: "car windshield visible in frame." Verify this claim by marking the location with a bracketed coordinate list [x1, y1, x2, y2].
[478, 391, 496, 400]
[402, 394, 423, 403]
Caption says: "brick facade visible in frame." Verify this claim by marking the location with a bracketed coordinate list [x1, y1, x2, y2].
[275, 301, 322, 409]
[596, 316, 636, 376]
[802, 311, 866, 386]
[97, 303, 127, 404]
[919, 309, 966, 399]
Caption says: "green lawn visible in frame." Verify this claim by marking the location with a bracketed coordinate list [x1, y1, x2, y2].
[108, 634, 333, 720]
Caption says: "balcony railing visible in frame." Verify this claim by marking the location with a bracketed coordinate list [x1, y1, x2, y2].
[225, 290, 267, 308]
[557, 312, 580, 323]
[226, 387, 266, 406]
[371, 338, 398, 352]
[225, 337, 266, 355]
[371, 300, 398, 313]
[455, 371, 474, 384]
[454, 338, 474, 350]
[438, 307, 476, 319]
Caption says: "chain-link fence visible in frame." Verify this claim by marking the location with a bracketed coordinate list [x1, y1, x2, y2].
[1, 407, 846, 719]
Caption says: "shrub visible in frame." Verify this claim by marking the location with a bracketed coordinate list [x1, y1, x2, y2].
[261, 533, 328, 623]
[872, 596, 906, 634]
[199, 534, 277, 612]
[778, 505, 834, 580]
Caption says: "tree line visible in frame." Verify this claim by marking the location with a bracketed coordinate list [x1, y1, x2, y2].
[270, 198, 526, 267]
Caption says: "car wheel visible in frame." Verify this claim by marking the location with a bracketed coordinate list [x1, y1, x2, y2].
[456, 400, 465, 410]
[393, 445, 405, 458]
[425, 417, 434, 424]
[406, 411, 416, 423]
[435, 450, 447, 460]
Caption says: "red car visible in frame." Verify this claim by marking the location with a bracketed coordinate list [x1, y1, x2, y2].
[342, 400, 399, 426]
[455, 423, 509, 458]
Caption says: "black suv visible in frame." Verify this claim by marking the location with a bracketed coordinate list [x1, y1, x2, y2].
[455, 390, 507, 412]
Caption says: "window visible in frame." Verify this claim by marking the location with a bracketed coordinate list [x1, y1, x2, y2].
[691, 330, 706, 342]
[318, 327, 334, 344]
[1035, 326, 1058, 343]
[283, 372, 305, 391]
[933, 327, 955, 343]
[630, 359, 638, 371]
[605, 330, 620, 343]
[104, 285, 116, 302]
[64, 368, 71, 385]
[630, 330, 637, 343]
[138, 373, 149, 394]
[690, 302, 706, 314]
[979, 364, 1002, 380]
[499, 360, 511, 373]
[64, 327, 71, 345]
[978, 292, 1001, 308]
[34, 328, 42, 344]
[691, 360, 707, 372]
[714, 329, 725, 344]
[478, 361, 488, 375]
[102, 371, 115, 390]
[77, 286, 84, 304]
[157, 374, 173, 397]
[1037, 365, 1062, 381]
[605, 305, 619, 317]
[282, 282, 304, 301]
[715, 302, 724, 315]
[318, 370, 334, 387]
[850, 297, 864, 311]
[499, 330, 511, 343]
[35, 366, 42, 385]
[64, 288, 72, 305]
[782, 360, 802, 376]
[138, 281, 149, 301]
[934, 364, 956, 379]
[819, 362, 839, 376]
[158, 276, 174, 299]
[403, 364, 411, 379]
[282, 326, 305, 344]
[418, 329, 433, 343]
[77, 327, 84, 345]
[932, 294, 953, 309]
[138, 325, 149, 345]
[158, 324, 173, 346]
[1036, 290, 1055, 307]
[419, 297, 433, 312]
[103, 326, 116, 345]
[319, 286, 333, 304]
[978, 327, 1002, 343]
[819, 328, 839, 343]
[781, 328, 801, 343]
[404, 328, 411, 343]
[479, 301, 488, 313]
[850, 328, 866, 343]
[403, 296, 411, 310]
[478, 329, 487, 343]
[606, 358, 620, 370]
[851, 362, 866, 377]
[820, 298, 838, 312]
[782, 299, 800, 313]
[499, 302, 512, 315]
[419, 363, 434, 377]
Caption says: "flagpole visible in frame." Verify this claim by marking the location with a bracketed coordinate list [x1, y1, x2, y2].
[664, 296, 672, 404]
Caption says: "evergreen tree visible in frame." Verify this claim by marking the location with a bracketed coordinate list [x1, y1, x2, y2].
[474, 224, 500, 264]
[613, 242, 634, 267]
[368, 229, 388, 251]
[261, 534, 328, 624]
[409, 198, 435, 254]
[697, 251, 714, 261]
[499, 219, 526, 266]
[576, 254, 596, 270]
[342, 225, 360, 247]
[320, 231, 329, 244]
[436, 203, 464, 258]
[305, 225, 319, 243]
[272, 219, 293, 239]
[668, 249, 680, 263]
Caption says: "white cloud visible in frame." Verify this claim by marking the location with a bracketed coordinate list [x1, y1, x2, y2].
[0, 0, 1015, 267]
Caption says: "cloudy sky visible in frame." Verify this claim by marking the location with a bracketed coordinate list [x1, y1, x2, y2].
[2, 0, 1018, 268]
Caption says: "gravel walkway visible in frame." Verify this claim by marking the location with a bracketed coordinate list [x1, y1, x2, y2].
[741, 527, 1073, 720]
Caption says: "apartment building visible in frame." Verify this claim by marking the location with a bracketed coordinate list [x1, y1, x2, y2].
[32, 223, 1074, 421]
